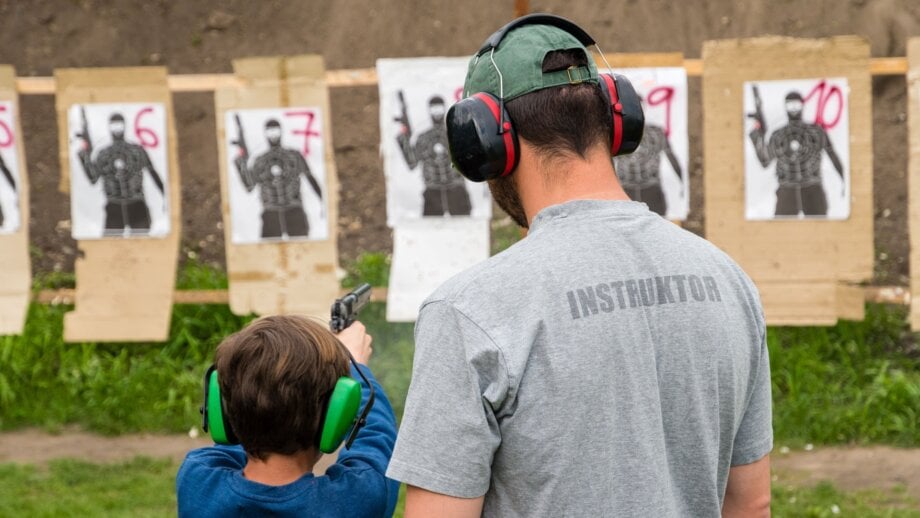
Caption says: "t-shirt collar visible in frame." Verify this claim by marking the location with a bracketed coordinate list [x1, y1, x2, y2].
[529, 199, 649, 232]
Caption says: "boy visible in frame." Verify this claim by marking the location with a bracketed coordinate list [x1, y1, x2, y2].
[177, 315, 399, 517]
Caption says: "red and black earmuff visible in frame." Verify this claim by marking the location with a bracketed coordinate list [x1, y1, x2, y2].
[446, 13, 645, 183]
[597, 72, 644, 156]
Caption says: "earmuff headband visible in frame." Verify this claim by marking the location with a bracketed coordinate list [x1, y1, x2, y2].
[477, 13, 596, 56]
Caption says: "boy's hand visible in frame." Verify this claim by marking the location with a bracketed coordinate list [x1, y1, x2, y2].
[336, 320, 373, 365]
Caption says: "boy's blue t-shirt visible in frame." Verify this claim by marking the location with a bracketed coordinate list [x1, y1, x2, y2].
[176, 364, 400, 518]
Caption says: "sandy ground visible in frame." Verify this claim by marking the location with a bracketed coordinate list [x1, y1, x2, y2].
[0, 427, 211, 465]
[772, 445, 920, 499]
[1, 428, 918, 501]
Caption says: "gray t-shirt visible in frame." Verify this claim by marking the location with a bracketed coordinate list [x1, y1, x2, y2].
[387, 200, 772, 517]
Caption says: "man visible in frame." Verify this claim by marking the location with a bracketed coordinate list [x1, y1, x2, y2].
[0, 151, 15, 228]
[749, 90, 845, 217]
[387, 17, 772, 517]
[233, 118, 324, 239]
[396, 94, 472, 217]
[613, 119, 683, 216]
[77, 112, 166, 236]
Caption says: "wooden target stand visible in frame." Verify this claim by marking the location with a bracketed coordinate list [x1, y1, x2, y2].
[908, 38, 920, 330]
[703, 36, 875, 326]
[0, 66, 31, 335]
[54, 68, 182, 342]
[214, 56, 340, 318]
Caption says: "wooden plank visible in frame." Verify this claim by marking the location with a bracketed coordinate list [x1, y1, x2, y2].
[55, 67, 181, 342]
[836, 283, 866, 321]
[702, 36, 874, 309]
[908, 38, 920, 330]
[514, 0, 529, 18]
[36, 288, 390, 306]
[602, 52, 684, 69]
[8, 57, 910, 95]
[759, 281, 840, 326]
[0, 65, 31, 335]
[214, 56, 340, 318]
[871, 57, 909, 76]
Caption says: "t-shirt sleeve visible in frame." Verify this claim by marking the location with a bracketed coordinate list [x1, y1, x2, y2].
[731, 326, 773, 466]
[328, 364, 400, 517]
[386, 299, 509, 498]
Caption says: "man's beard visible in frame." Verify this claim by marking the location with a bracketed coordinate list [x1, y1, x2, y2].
[488, 174, 529, 229]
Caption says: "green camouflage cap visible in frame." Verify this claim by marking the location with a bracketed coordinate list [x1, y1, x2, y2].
[463, 23, 598, 101]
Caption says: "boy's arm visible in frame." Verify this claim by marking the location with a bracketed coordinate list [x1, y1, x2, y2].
[327, 363, 400, 514]
[336, 364, 398, 470]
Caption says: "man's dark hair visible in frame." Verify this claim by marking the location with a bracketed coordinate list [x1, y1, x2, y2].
[506, 49, 610, 160]
[215, 315, 350, 461]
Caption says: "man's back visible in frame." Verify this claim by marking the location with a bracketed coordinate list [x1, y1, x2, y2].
[390, 200, 771, 517]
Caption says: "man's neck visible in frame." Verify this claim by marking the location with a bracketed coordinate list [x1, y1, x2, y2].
[516, 141, 631, 225]
[243, 449, 318, 486]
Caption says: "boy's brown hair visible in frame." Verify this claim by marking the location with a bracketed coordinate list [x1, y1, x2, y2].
[215, 315, 350, 460]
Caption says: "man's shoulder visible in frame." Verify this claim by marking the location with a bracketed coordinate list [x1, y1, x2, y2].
[646, 221, 762, 300]
[421, 237, 538, 314]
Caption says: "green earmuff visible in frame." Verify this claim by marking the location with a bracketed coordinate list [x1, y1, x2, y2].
[201, 365, 364, 454]
[318, 377, 363, 453]
[204, 367, 236, 445]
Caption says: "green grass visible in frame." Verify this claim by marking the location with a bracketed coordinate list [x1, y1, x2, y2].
[4, 259, 920, 445]
[491, 215, 522, 255]
[0, 457, 177, 517]
[342, 252, 391, 288]
[0, 299, 413, 435]
[771, 481, 919, 517]
[0, 302, 253, 434]
[358, 302, 415, 421]
[770, 304, 920, 446]
[0, 457, 915, 517]
[174, 258, 228, 290]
